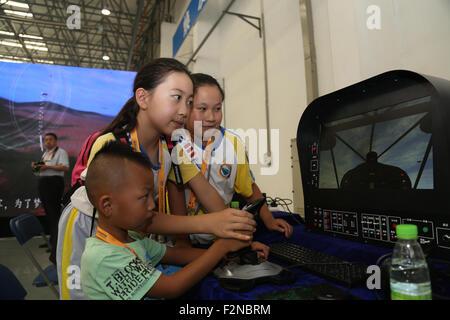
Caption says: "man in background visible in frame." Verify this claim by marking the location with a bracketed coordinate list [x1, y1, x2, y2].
[31, 133, 69, 265]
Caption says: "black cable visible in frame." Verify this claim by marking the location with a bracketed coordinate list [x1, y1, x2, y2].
[266, 196, 305, 225]
[275, 197, 293, 213]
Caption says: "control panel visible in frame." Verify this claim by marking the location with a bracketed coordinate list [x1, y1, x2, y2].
[437, 226, 450, 249]
[309, 207, 450, 255]
[312, 208, 358, 236]
[310, 142, 319, 188]
[361, 214, 399, 242]
[298, 70, 450, 260]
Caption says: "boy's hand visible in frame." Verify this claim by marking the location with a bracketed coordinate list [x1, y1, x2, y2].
[217, 238, 251, 253]
[208, 208, 256, 241]
[250, 241, 270, 259]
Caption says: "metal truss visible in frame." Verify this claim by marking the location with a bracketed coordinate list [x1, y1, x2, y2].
[0, 0, 177, 70]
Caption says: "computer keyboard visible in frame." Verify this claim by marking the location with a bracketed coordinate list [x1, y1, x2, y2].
[269, 242, 369, 288]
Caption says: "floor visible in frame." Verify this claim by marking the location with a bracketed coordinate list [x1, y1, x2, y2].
[0, 236, 59, 300]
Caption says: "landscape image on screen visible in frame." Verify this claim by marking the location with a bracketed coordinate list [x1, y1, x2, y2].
[0, 61, 136, 219]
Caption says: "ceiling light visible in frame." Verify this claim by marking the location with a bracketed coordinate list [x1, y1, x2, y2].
[0, 54, 30, 63]
[101, 9, 111, 15]
[35, 59, 54, 64]
[0, 40, 22, 47]
[0, 30, 15, 36]
[0, 55, 53, 64]
[0, 54, 30, 61]
[23, 40, 46, 46]
[0, 59, 23, 63]
[102, 55, 110, 61]
[1, 1, 29, 9]
[4, 9, 33, 18]
[25, 45, 48, 51]
[19, 34, 44, 40]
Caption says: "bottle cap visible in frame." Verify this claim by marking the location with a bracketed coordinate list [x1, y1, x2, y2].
[230, 201, 240, 209]
[396, 224, 418, 240]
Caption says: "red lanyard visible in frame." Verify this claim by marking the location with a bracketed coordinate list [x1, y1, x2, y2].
[129, 128, 166, 214]
[95, 226, 143, 262]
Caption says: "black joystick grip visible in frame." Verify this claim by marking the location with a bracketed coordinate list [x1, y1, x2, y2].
[241, 198, 266, 219]
[226, 198, 266, 261]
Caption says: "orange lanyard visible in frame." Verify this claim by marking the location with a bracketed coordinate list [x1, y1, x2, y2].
[43, 147, 58, 162]
[187, 138, 214, 211]
[129, 129, 166, 214]
[95, 226, 143, 262]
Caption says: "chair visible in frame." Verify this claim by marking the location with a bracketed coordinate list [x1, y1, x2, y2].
[9, 214, 59, 298]
[0, 264, 27, 300]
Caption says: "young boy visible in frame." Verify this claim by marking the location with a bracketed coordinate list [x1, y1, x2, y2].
[81, 141, 252, 299]
[168, 73, 293, 245]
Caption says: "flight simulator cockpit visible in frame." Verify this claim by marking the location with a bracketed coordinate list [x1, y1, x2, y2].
[297, 70, 450, 259]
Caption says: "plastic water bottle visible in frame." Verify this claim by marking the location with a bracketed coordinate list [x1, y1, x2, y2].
[390, 224, 432, 300]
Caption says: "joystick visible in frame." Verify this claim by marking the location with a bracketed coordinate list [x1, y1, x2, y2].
[213, 198, 296, 292]
[226, 198, 266, 261]
[241, 197, 266, 219]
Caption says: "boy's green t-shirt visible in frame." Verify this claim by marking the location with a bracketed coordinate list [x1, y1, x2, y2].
[81, 231, 166, 300]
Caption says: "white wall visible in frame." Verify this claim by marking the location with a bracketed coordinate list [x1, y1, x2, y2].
[160, 22, 177, 58]
[188, 0, 307, 206]
[190, 0, 222, 79]
[312, 0, 450, 96]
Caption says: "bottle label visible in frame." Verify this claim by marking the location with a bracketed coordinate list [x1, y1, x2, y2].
[390, 281, 432, 300]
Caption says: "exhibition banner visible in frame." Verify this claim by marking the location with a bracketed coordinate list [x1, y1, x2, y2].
[0, 61, 135, 221]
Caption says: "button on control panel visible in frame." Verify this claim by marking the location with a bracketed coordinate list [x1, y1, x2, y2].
[437, 224, 450, 249]
[361, 214, 399, 242]
[312, 208, 358, 237]
[361, 214, 434, 244]
[310, 142, 319, 188]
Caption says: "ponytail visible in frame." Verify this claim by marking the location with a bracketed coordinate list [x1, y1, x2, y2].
[101, 96, 139, 135]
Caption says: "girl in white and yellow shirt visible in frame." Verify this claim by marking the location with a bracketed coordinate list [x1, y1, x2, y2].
[169, 73, 293, 246]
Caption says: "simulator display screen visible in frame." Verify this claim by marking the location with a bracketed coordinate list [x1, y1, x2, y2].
[318, 96, 433, 190]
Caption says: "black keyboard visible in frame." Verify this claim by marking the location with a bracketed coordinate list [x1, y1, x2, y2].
[269, 242, 369, 288]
